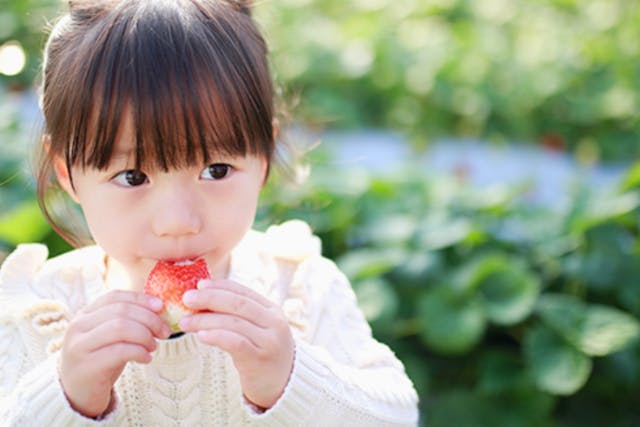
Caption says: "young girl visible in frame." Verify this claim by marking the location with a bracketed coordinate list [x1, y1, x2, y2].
[0, 0, 418, 425]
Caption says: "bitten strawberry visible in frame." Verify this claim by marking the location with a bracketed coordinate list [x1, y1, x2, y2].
[144, 258, 210, 333]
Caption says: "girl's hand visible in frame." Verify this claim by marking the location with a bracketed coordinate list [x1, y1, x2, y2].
[179, 280, 295, 409]
[59, 290, 171, 418]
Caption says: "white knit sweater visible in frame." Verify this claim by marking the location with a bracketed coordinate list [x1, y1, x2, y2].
[0, 221, 419, 426]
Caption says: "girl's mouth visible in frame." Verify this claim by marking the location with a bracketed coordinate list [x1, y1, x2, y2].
[166, 258, 199, 266]
[154, 254, 203, 265]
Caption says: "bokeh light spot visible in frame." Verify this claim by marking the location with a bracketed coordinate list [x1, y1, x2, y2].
[0, 41, 26, 76]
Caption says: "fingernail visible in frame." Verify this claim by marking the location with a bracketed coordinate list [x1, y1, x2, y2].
[197, 279, 214, 290]
[183, 290, 196, 305]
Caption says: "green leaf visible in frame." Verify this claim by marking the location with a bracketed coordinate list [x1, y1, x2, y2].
[352, 277, 399, 326]
[477, 351, 527, 395]
[620, 161, 640, 191]
[571, 192, 640, 233]
[418, 287, 486, 355]
[389, 250, 442, 287]
[469, 254, 540, 325]
[419, 216, 474, 250]
[363, 214, 417, 245]
[537, 294, 640, 356]
[567, 223, 638, 292]
[336, 247, 405, 281]
[0, 199, 50, 245]
[524, 324, 592, 396]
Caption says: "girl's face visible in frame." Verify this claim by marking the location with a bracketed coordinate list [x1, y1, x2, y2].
[55, 117, 267, 290]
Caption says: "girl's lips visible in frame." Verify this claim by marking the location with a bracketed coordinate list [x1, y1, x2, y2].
[158, 256, 202, 264]
[169, 258, 199, 266]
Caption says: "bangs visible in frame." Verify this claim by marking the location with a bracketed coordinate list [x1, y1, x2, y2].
[47, 0, 274, 171]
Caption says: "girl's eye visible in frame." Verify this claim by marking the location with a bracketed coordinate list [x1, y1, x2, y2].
[200, 163, 232, 180]
[112, 170, 148, 187]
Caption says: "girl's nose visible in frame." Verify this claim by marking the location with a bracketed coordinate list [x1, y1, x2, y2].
[150, 187, 201, 237]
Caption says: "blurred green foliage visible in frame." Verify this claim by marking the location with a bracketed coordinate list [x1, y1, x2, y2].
[257, 160, 640, 426]
[0, 0, 61, 88]
[3, 0, 640, 426]
[256, 0, 640, 161]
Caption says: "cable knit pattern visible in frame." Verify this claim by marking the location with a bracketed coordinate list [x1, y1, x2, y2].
[0, 319, 27, 397]
[0, 220, 419, 426]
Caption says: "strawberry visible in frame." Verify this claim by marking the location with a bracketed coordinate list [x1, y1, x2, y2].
[144, 258, 210, 333]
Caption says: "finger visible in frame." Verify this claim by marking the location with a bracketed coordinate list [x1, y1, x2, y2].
[180, 312, 263, 347]
[183, 287, 272, 327]
[195, 329, 259, 357]
[91, 342, 154, 369]
[83, 290, 164, 314]
[74, 302, 171, 339]
[80, 318, 158, 353]
[198, 279, 273, 308]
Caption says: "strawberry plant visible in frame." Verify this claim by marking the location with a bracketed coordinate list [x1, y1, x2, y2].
[257, 158, 640, 426]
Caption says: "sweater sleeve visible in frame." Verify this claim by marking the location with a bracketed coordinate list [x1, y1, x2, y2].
[0, 245, 118, 426]
[245, 224, 419, 426]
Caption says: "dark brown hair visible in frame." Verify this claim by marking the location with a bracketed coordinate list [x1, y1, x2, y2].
[37, 0, 276, 246]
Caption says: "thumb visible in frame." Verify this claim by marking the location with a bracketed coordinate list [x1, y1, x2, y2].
[197, 279, 215, 290]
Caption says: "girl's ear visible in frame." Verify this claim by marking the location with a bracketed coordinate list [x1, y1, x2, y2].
[53, 156, 80, 203]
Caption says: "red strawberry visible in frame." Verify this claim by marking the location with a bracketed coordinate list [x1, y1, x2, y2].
[144, 258, 210, 333]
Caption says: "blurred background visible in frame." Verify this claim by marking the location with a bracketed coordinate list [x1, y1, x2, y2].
[2, 0, 640, 425]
